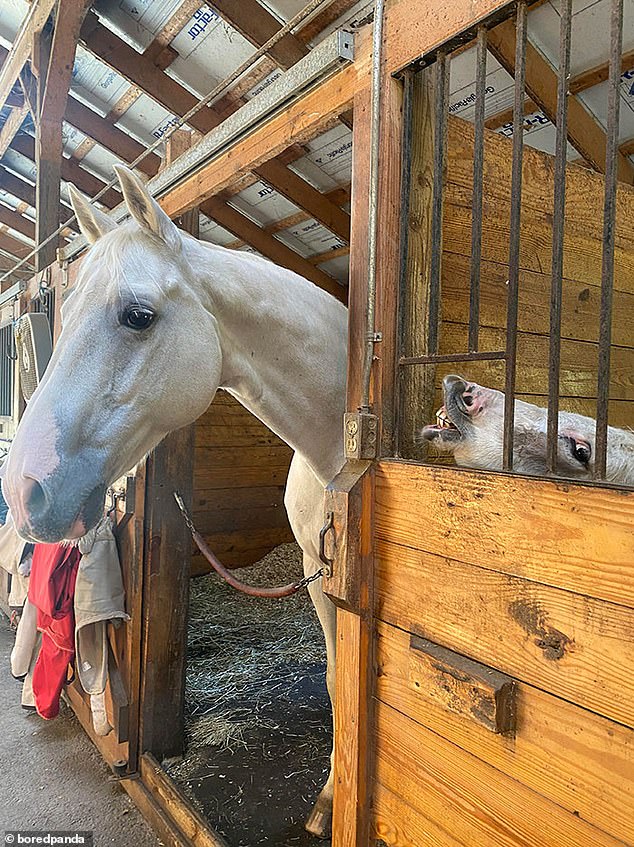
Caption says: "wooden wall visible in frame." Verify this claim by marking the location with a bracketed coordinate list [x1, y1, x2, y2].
[371, 461, 634, 847]
[192, 390, 294, 572]
[399, 104, 634, 455]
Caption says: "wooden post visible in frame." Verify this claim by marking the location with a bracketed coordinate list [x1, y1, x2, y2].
[138, 132, 198, 760]
[398, 68, 438, 459]
[33, 0, 91, 271]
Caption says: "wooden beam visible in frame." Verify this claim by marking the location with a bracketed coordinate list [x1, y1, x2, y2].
[224, 183, 351, 248]
[0, 103, 29, 158]
[484, 97, 537, 131]
[296, 0, 361, 44]
[488, 19, 634, 183]
[307, 245, 350, 265]
[80, 15, 343, 240]
[255, 158, 351, 242]
[211, 0, 308, 69]
[161, 65, 356, 218]
[201, 197, 346, 303]
[11, 134, 122, 208]
[0, 229, 34, 262]
[64, 97, 161, 176]
[0, 0, 56, 113]
[0, 203, 35, 240]
[569, 48, 634, 95]
[621, 137, 634, 158]
[34, 0, 91, 270]
[0, 164, 78, 231]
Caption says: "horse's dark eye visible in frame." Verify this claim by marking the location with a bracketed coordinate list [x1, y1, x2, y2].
[122, 306, 155, 330]
[572, 440, 591, 464]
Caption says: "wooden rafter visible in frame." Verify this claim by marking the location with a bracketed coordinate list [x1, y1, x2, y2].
[0, 229, 34, 261]
[160, 65, 355, 218]
[295, 0, 362, 44]
[224, 183, 351, 248]
[0, 103, 29, 159]
[11, 134, 122, 209]
[488, 20, 634, 182]
[211, 0, 308, 70]
[80, 14, 350, 241]
[0, 164, 78, 231]
[201, 198, 345, 303]
[569, 48, 634, 95]
[0, 0, 56, 112]
[0, 202, 35, 240]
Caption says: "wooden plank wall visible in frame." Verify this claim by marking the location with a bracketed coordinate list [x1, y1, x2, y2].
[371, 461, 634, 847]
[192, 390, 294, 572]
[400, 113, 634, 453]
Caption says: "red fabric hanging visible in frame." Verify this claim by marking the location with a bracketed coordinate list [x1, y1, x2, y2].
[27, 543, 81, 719]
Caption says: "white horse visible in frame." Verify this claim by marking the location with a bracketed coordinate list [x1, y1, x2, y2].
[2, 165, 347, 837]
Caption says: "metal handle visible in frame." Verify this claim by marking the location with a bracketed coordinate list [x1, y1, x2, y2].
[318, 511, 335, 576]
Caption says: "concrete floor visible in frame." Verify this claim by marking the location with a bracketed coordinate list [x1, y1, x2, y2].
[0, 616, 161, 846]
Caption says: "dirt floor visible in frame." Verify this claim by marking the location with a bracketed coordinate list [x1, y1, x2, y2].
[0, 617, 160, 847]
[166, 543, 332, 847]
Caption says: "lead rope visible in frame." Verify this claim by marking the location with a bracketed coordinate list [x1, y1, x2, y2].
[173, 492, 323, 598]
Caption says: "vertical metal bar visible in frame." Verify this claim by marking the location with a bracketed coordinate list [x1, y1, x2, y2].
[469, 25, 488, 352]
[595, 0, 623, 479]
[546, 0, 573, 473]
[502, 1, 528, 471]
[394, 69, 415, 457]
[427, 51, 448, 355]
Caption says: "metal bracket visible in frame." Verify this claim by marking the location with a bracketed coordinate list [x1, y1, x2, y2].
[318, 511, 335, 577]
[344, 411, 379, 459]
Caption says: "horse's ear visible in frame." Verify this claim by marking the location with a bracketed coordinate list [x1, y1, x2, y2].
[68, 185, 117, 244]
[114, 164, 180, 250]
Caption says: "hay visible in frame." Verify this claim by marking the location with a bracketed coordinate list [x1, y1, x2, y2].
[178, 543, 327, 754]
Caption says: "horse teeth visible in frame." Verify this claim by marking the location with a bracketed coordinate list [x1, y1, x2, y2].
[435, 408, 451, 428]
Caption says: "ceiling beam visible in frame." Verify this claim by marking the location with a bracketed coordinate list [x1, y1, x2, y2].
[224, 182, 351, 248]
[211, 0, 308, 70]
[0, 229, 35, 262]
[255, 158, 350, 242]
[0, 164, 78, 231]
[161, 65, 355, 218]
[0, 202, 35, 240]
[0, 0, 56, 113]
[295, 0, 361, 44]
[488, 19, 634, 183]
[201, 197, 346, 303]
[64, 96, 161, 176]
[11, 134, 122, 208]
[569, 48, 634, 95]
[81, 14, 350, 239]
[0, 102, 29, 158]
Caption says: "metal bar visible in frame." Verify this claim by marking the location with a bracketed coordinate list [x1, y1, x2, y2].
[394, 69, 415, 456]
[359, 0, 387, 412]
[468, 25, 487, 352]
[399, 350, 506, 366]
[502, 0, 527, 471]
[595, 0, 623, 479]
[1, 0, 346, 280]
[546, 0, 573, 473]
[427, 51, 448, 355]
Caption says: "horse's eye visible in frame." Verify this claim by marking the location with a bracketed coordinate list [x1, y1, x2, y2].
[122, 306, 155, 330]
[571, 440, 591, 465]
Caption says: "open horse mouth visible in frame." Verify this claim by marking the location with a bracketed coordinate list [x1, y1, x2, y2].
[426, 405, 459, 434]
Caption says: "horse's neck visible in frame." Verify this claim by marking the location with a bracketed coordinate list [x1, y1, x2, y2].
[193, 241, 348, 485]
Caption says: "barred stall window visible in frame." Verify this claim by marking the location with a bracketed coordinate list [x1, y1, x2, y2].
[0, 323, 14, 418]
[394, 0, 633, 489]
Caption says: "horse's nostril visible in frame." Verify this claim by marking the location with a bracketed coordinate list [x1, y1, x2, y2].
[463, 395, 473, 407]
[25, 478, 47, 518]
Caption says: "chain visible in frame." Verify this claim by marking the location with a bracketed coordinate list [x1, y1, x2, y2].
[293, 568, 324, 591]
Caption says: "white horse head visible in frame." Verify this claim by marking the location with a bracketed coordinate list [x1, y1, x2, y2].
[3, 167, 224, 541]
[2, 167, 347, 544]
